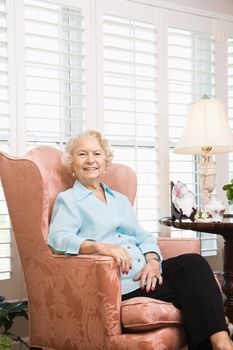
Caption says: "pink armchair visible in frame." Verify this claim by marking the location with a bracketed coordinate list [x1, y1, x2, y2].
[0, 146, 200, 350]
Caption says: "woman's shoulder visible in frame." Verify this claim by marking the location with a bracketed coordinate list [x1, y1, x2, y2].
[55, 187, 75, 203]
[110, 189, 126, 199]
[107, 187, 131, 204]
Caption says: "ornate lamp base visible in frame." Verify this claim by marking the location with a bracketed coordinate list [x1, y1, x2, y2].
[198, 158, 216, 205]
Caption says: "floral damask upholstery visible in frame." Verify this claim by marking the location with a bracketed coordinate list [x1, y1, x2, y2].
[0, 146, 200, 350]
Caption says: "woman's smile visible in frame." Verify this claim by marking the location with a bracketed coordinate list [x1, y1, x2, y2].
[84, 166, 98, 171]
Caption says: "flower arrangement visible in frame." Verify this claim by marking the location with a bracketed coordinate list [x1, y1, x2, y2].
[195, 210, 213, 221]
[195, 198, 226, 222]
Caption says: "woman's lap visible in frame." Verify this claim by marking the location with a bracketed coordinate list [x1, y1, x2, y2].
[122, 253, 227, 350]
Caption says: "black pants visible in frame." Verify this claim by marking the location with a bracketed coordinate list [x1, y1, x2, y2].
[122, 254, 228, 350]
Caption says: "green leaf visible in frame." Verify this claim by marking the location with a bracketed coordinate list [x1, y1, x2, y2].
[5, 332, 30, 348]
[227, 189, 233, 201]
[0, 299, 28, 332]
[0, 297, 29, 348]
[223, 184, 232, 190]
[0, 310, 10, 321]
[0, 334, 12, 348]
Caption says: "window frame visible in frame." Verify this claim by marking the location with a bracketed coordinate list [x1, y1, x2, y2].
[1, 0, 233, 297]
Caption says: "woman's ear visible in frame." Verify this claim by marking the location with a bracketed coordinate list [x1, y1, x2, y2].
[71, 161, 76, 178]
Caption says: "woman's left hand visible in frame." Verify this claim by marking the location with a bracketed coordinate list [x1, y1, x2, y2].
[133, 259, 163, 292]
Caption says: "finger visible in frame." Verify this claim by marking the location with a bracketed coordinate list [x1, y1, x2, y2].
[146, 275, 153, 292]
[140, 272, 147, 290]
[123, 250, 132, 273]
[121, 257, 126, 274]
[133, 271, 141, 281]
[122, 254, 130, 274]
[151, 277, 157, 291]
[120, 252, 128, 274]
[125, 257, 132, 274]
[122, 249, 131, 273]
[124, 259, 129, 274]
[115, 257, 121, 267]
[158, 274, 163, 285]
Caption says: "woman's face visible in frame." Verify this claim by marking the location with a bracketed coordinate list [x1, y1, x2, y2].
[71, 136, 107, 186]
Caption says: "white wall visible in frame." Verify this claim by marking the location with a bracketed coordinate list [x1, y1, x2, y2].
[162, 0, 233, 16]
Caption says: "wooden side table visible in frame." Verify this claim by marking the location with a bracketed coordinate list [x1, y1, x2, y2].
[160, 215, 233, 322]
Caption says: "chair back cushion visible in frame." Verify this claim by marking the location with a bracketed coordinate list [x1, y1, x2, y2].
[102, 163, 137, 205]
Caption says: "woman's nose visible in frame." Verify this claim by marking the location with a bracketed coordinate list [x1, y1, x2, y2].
[86, 154, 95, 163]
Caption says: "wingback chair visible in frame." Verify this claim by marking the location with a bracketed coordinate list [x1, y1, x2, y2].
[0, 146, 200, 350]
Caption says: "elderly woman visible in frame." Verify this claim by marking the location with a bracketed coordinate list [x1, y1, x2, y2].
[48, 130, 232, 350]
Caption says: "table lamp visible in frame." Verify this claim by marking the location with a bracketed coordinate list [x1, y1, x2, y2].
[174, 97, 233, 205]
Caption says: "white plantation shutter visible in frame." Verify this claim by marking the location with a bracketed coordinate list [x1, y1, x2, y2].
[168, 13, 217, 255]
[0, 0, 89, 285]
[101, 3, 159, 234]
[226, 25, 233, 183]
[0, 0, 11, 280]
[24, 0, 87, 150]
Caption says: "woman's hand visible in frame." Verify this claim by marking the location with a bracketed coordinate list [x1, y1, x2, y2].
[97, 242, 132, 274]
[133, 259, 163, 292]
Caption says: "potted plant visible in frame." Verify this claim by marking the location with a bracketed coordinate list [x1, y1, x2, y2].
[0, 296, 29, 349]
[223, 180, 233, 205]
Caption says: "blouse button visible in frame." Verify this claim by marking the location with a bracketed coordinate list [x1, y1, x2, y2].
[118, 234, 121, 238]
[137, 258, 141, 262]
[127, 246, 131, 249]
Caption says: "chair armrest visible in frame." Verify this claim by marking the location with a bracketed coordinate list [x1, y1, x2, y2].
[158, 237, 200, 260]
[29, 254, 122, 349]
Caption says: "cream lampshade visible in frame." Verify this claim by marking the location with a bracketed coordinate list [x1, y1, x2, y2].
[174, 98, 233, 205]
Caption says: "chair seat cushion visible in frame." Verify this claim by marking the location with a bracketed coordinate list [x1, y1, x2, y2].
[121, 297, 183, 331]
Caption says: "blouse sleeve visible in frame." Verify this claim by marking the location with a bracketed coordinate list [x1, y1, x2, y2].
[48, 193, 88, 255]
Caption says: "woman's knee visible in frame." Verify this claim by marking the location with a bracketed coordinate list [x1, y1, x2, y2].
[177, 253, 215, 283]
[180, 253, 210, 269]
[182, 252, 203, 260]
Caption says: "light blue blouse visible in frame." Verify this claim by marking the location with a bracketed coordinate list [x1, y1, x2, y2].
[48, 180, 162, 295]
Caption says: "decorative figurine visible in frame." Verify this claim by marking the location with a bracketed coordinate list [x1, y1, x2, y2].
[171, 181, 197, 222]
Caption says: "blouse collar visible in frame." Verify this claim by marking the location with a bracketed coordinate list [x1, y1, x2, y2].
[72, 180, 115, 201]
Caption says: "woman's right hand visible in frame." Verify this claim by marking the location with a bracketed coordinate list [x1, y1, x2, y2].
[97, 242, 132, 274]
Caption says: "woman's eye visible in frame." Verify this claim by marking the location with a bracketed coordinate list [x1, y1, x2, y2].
[78, 153, 86, 156]
[95, 152, 101, 156]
